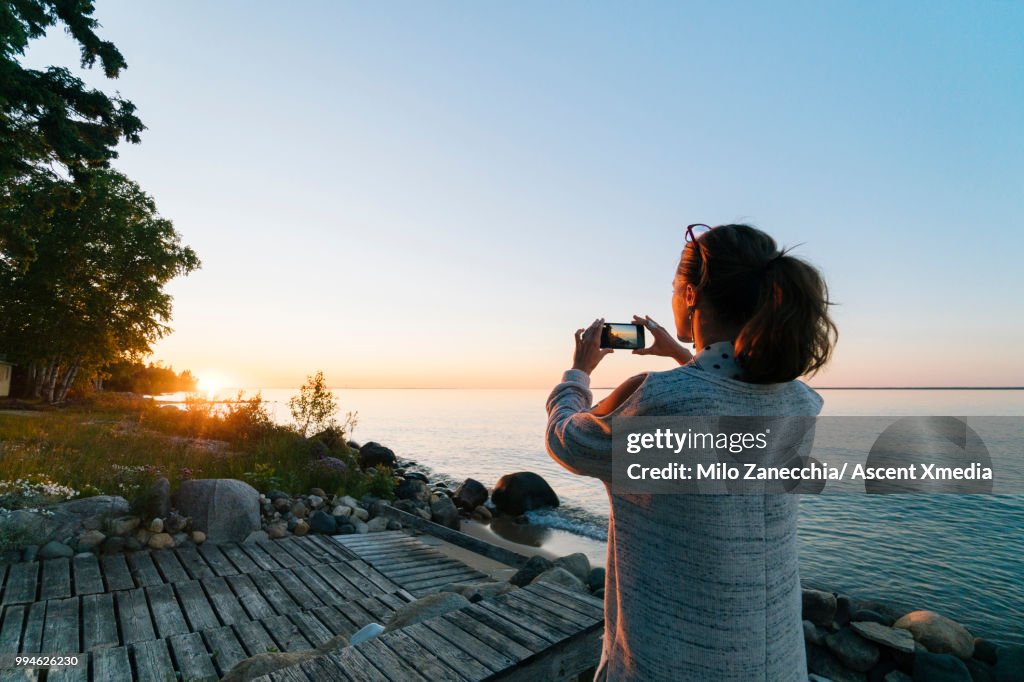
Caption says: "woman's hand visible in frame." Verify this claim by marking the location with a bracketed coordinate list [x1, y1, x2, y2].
[632, 314, 693, 365]
[572, 318, 614, 375]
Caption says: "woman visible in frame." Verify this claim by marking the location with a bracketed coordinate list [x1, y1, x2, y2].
[546, 224, 837, 681]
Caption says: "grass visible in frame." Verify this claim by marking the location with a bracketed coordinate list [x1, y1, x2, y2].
[0, 393, 394, 513]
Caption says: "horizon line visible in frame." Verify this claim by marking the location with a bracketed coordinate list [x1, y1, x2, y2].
[213, 385, 1024, 391]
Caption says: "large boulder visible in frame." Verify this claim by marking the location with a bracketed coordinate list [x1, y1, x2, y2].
[802, 588, 838, 628]
[453, 479, 488, 511]
[56, 495, 130, 518]
[172, 479, 259, 544]
[912, 651, 972, 682]
[825, 627, 880, 672]
[430, 495, 460, 530]
[553, 553, 590, 584]
[893, 610, 974, 659]
[491, 472, 559, 515]
[358, 442, 397, 469]
[510, 555, 554, 587]
[395, 479, 431, 505]
[0, 509, 79, 547]
[533, 567, 587, 593]
[383, 593, 470, 633]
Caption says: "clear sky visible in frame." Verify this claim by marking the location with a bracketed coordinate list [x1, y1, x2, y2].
[23, 1, 1024, 388]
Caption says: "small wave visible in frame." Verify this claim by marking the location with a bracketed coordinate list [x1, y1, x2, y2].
[524, 506, 609, 542]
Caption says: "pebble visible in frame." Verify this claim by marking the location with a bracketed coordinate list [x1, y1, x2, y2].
[293, 520, 310, 536]
[352, 507, 369, 522]
[309, 511, 337, 534]
[309, 487, 326, 498]
[77, 529, 106, 552]
[38, 540, 74, 559]
[147, 532, 174, 550]
[149, 517, 164, 533]
[308, 495, 324, 509]
[107, 515, 140, 536]
[332, 505, 353, 517]
[825, 627, 880, 672]
[386, 519, 402, 531]
[266, 521, 288, 539]
[191, 530, 206, 544]
[366, 517, 389, 532]
[803, 588, 838, 628]
[972, 637, 999, 665]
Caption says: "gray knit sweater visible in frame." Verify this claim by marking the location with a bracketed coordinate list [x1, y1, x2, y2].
[546, 364, 823, 681]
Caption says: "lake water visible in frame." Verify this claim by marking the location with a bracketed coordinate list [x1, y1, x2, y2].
[160, 387, 1024, 644]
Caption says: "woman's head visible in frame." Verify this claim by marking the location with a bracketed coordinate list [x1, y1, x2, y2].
[673, 224, 837, 384]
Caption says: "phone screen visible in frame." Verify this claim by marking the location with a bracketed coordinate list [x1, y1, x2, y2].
[600, 323, 645, 350]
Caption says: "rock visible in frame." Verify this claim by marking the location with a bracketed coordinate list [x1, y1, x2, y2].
[395, 479, 431, 505]
[331, 505, 353, 518]
[308, 495, 324, 509]
[135, 528, 152, 545]
[337, 522, 356, 535]
[220, 634, 348, 682]
[309, 487, 326, 498]
[852, 598, 910, 625]
[894, 610, 974, 659]
[272, 497, 291, 512]
[972, 638, 999, 665]
[912, 651, 972, 682]
[352, 519, 368, 534]
[430, 495, 460, 530]
[885, 672, 913, 682]
[384, 593, 470, 632]
[851, 609, 892, 626]
[123, 537, 143, 551]
[244, 530, 269, 544]
[471, 505, 492, 522]
[76, 529, 106, 552]
[290, 501, 308, 519]
[850, 620, 915, 653]
[308, 439, 330, 459]
[148, 517, 164, 533]
[806, 643, 867, 682]
[0, 508, 79, 547]
[147, 532, 174, 549]
[266, 490, 290, 503]
[964, 658, 996, 682]
[836, 594, 854, 627]
[164, 512, 188, 534]
[173, 479, 260, 544]
[510, 555, 554, 587]
[533, 567, 587, 592]
[366, 517, 389, 532]
[553, 553, 590, 584]
[81, 515, 103, 531]
[386, 520, 402, 531]
[403, 472, 429, 483]
[172, 532, 188, 546]
[266, 522, 288, 539]
[441, 581, 516, 601]
[825, 627, 880, 672]
[137, 477, 171, 518]
[491, 472, 559, 515]
[58, 495, 130, 518]
[21, 545, 39, 562]
[803, 588, 838, 628]
[106, 515, 140, 536]
[804, 620, 829, 646]
[586, 567, 606, 592]
[339, 495, 360, 509]
[309, 511, 337, 534]
[102, 536, 125, 554]
[453, 479, 488, 511]
[38, 540, 74, 559]
[352, 507, 369, 522]
[293, 520, 310, 536]
[358, 441, 397, 469]
[994, 645, 1024, 682]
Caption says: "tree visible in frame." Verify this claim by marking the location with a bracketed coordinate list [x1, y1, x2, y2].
[0, 0, 144, 186]
[288, 371, 339, 437]
[0, 169, 199, 401]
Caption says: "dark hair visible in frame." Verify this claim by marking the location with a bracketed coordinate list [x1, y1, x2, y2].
[676, 224, 837, 384]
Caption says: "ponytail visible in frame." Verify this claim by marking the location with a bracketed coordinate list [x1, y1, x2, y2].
[677, 224, 837, 384]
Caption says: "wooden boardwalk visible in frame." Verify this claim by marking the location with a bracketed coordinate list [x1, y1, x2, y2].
[0, 531, 604, 681]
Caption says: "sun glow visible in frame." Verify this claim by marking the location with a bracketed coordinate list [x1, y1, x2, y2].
[196, 376, 221, 400]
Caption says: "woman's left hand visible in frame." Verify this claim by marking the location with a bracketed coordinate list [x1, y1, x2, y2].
[572, 318, 613, 375]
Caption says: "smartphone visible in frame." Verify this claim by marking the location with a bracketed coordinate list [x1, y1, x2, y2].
[600, 323, 645, 350]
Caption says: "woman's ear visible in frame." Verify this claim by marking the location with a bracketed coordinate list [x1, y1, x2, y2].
[685, 284, 698, 309]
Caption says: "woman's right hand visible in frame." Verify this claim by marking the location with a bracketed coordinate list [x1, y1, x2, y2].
[632, 315, 693, 365]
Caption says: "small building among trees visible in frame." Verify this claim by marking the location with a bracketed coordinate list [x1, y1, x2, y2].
[0, 359, 13, 397]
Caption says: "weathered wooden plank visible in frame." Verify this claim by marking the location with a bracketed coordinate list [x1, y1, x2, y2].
[203, 576, 250, 625]
[377, 508, 530, 568]
[374, 592, 411, 612]
[332, 531, 410, 547]
[358, 636, 430, 681]
[227, 574, 277, 619]
[325, 645, 391, 682]
[288, 610, 333, 647]
[401, 570, 486, 593]
[248, 570, 300, 614]
[0, 604, 26, 653]
[39, 559, 71, 601]
[262, 614, 313, 652]
[290, 565, 345, 606]
[475, 599, 562, 646]
[234, 619, 280, 656]
[219, 543, 260, 574]
[386, 562, 475, 581]
[151, 549, 189, 584]
[297, 655, 349, 682]
[174, 546, 216, 580]
[495, 593, 576, 638]
[464, 601, 554, 651]
[146, 583, 190, 637]
[327, 563, 380, 598]
[92, 646, 131, 681]
[333, 598, 379, 627]
[197, 544, 239, 576]
[131, 638, 175, 682]
[529, 582, 605, 620]
[99, 555, 134, 592]
[420, 616, 512, 673]
[116, 587, 156, 644]
[44, 660, 88, 682]
[175, 580, 221, 631]
[351, 546, 437, 562]
[71, 554, 104, 596]
[508, 589, 595, 628]
[274, 538, 319, 566]
[269, 568, 323, 608]
[489, 623, 603, 682]
[203, 624, 249, 676]
[291, 536, 336, 563]
[354, 596, 393, 623]
[1, 562, 38, 605]
[399, 622, 491, 679]
[255, 540, 299, 569]
[127, 552, 163, 587]
[309, 564, 362, 601]
[378, 629, 466, 682]
[307, 534, 355, 561]
[20, 600, 46, 653]
[443, 609, 532, 663]
[234, 541, 284, 571]
[169, 631, 220, 681]
[374, 558, 464, 577]
[346, 560, 404, 594]
[81, 592, 119, 651]
[41, 596, 78, 654]
[0, 667, 38, 682]
[310, 605, 357, 638]
[271, 663, 316, 682]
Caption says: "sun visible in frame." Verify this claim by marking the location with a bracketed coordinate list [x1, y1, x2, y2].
[196, 375, 221, 400]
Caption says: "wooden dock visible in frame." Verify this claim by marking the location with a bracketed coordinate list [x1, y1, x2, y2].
[0, 531, 604, 681]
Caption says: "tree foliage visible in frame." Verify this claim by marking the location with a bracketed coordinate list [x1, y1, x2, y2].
[0, 169, 199, 401]
[101, 360, 198, 394]
[288, 371, 339, 437]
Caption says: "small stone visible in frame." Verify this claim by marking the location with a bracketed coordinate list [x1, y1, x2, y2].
[172, 532, 188, 546]
[309, 487, 326, 498]
[352, 507, 369, 522]
[850, 620, 915, 653]
[803, 588, 838, 628]
[244, 530, 270, 543]
[290, 501, 308, 519]
[81, 516, 103, 531]
[308, 495, 324, 509]
[552, 553, 590, 583]
[912, 651, 971, 682]
[191, 530, 206, 544]
[885, 670, 913, 682]
[102, 536, 126, 554]
[164, 512, 188, 534]
[851, 609, 892, 626]
[293, 520, 310, 536]
[135, 528, 152, 545]
[353, 519, 368, 534]
[510, 555, 554, 587]
[272, 497, 291, 512]
[806, 644, 867, 682]
[825, 627, 880, 672]
[266, 522, 288, 539]
[893, 610, 974, 659]
[366, 517, 389, 532]
[470, 505, 492, 522]
[533, 567, 587, 592]
[309, 511, 336, 534]
[339, 495, 359, 509]
[147, 532, 174, 550]
[149, 517, 164, 533]
[972, 637, 999, 665]
[107, 515, 140, 536]
[332, 505, 353, 517]
[586, 567, 605, 592]
[77, 529, 106, 552]
[337, 522, 356, 535]
[124, 537, 143, 551]
[804, 620, 828, 646]
[386, 520, 402, 531]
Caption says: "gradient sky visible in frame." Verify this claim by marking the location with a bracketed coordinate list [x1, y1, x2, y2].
[23, 1, 1024, 388]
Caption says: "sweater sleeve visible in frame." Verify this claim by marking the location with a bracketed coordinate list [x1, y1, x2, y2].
[545, 368, 651, 483]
